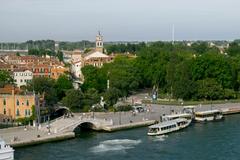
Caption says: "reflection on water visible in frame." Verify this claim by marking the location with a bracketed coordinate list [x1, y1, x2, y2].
[15, 114, 240, 160]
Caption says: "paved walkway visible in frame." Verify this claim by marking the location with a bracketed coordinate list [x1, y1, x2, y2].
[1, 102, 240, 146]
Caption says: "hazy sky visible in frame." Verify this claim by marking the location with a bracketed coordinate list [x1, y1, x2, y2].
[1, 0, 240, 42]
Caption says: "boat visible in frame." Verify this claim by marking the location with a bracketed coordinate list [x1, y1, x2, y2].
[194, 110, 224, 122]
[0, 139, 14, 160]
[148, 118, 191, 136]
[162, 113, 193, 122]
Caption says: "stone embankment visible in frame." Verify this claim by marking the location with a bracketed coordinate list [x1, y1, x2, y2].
[1, 102, 240, 148]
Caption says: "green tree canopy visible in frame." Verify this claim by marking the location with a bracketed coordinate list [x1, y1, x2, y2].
[0, 70, 13, 87]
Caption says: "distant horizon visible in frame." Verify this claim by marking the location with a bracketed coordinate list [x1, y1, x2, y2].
[1, 0, 240, 42]
[0, 38, 236, 44]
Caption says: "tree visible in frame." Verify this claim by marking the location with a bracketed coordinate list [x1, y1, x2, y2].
[82, 88, 100, 107]
[27, 77, 57, 106]
[81, 65, 107, 92]
[57, 51, 64, 62]
[191, 42, 208, 55]
[0, 70, 13, 87]
[227, 42, 240, 56]
[103, 88, 121, 107]
[172, 61, 196, 100]
[55, 75, 72, 90]
[196, 78, 224, 100]
[62, 89, 84, 111]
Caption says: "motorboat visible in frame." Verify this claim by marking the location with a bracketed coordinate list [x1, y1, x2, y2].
[148, 118, 191, 136]
[0, 139, 14, 160]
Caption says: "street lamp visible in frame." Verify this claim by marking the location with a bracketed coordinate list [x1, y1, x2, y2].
[119, 112, 121, 125]
[47, 119, 51, 135]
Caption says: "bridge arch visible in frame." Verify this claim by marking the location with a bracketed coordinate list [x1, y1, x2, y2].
[73, 121, 97, 133]
[53, 106, 71, 118]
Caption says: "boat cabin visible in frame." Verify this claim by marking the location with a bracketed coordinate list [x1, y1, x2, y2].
[194, 110, 223, 122]
[148, 118, 190, 136]
[0, 139, 14, 160]
[162, 113, 192, 121]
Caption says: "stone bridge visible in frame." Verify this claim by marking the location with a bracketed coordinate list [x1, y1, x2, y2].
[40, 114, 113, 134]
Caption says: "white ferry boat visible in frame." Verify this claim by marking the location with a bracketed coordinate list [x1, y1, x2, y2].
[0, 139, 14, 160]
[194, 110, 223, 122]
[148, 118, 191, 136]
[162, 113, 193, 122]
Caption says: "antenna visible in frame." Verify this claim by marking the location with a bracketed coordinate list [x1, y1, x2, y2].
[172, 24, 175, 45]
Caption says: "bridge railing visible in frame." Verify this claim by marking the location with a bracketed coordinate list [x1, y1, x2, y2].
[54, 116, 113, 133]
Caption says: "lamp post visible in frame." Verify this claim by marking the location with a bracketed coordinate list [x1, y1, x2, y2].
[47, 118, 51, 135]
[119, 112, 121, 125]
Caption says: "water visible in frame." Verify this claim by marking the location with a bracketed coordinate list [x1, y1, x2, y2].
[15, 115, 240, 160]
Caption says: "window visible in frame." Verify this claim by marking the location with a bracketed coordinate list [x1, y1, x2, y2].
[20, 79, 23, 82]
[16, 99, 19, 106]
[3, 99, 6, 105]
[28, 109, 31, 115]
[16, 109, 20, 116]
[25, 109, 27, 116]
[26, 100, 29, 106]
[3, 108, 6, 115]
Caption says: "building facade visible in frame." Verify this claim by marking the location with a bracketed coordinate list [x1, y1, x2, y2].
[95, 31, 104, 52]
[13, 69, 33, 87]
[71, 61, 83, 79]
[0, 85, 41, 120]
[50, 65, 68, 79]
[83, 32, 113, 67]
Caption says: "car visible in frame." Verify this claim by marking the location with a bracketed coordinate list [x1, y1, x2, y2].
[132, 105, 146, 113]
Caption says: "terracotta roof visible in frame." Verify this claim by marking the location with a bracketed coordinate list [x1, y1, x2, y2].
[0, 85, 21, 94]
[13, 68, 32, 72]
[84, 51, 109, 60]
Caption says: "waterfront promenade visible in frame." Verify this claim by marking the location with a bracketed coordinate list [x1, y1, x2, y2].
[1, 102, 240, 147]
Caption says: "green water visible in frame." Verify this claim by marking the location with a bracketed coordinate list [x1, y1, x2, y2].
[15, 115, 240, 160]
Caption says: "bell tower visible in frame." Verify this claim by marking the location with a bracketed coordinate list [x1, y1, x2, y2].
[95, 31, 103, 52]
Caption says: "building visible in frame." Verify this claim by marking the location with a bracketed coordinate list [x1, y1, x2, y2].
[95, 31, 104, 52]
[83, 32, 113, 67]
[32, 64, 51, 78]
[50, 65, 68, 79]
[63, 49, 83, 64]
[13, 69, 33, 87]
[0, 85, 42, 120]
[71, 61, 83, 80]
[0, 62, 13, 72]
[83, 51, 113, 67]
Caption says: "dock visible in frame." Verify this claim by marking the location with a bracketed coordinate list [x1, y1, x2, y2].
[222, 107, 240, 115]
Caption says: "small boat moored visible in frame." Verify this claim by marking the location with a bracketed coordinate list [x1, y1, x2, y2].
[148, 118, 191, 136]
[0, 139, 14, 160]
[194, 110, 224, 122]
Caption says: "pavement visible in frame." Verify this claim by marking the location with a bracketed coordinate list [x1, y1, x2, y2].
[1, 101, 240, 146]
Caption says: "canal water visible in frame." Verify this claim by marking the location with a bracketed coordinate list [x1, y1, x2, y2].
[15, 115, 240, 160]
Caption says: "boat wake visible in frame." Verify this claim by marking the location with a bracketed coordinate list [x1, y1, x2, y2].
[152, 135, 168, 142]
[90, 139, 141, 153]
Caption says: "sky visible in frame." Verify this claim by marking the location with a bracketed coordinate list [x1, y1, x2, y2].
[0, 0, 240, 42]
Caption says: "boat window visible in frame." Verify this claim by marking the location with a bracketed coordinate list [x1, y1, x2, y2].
[149, 128, 159, 133]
